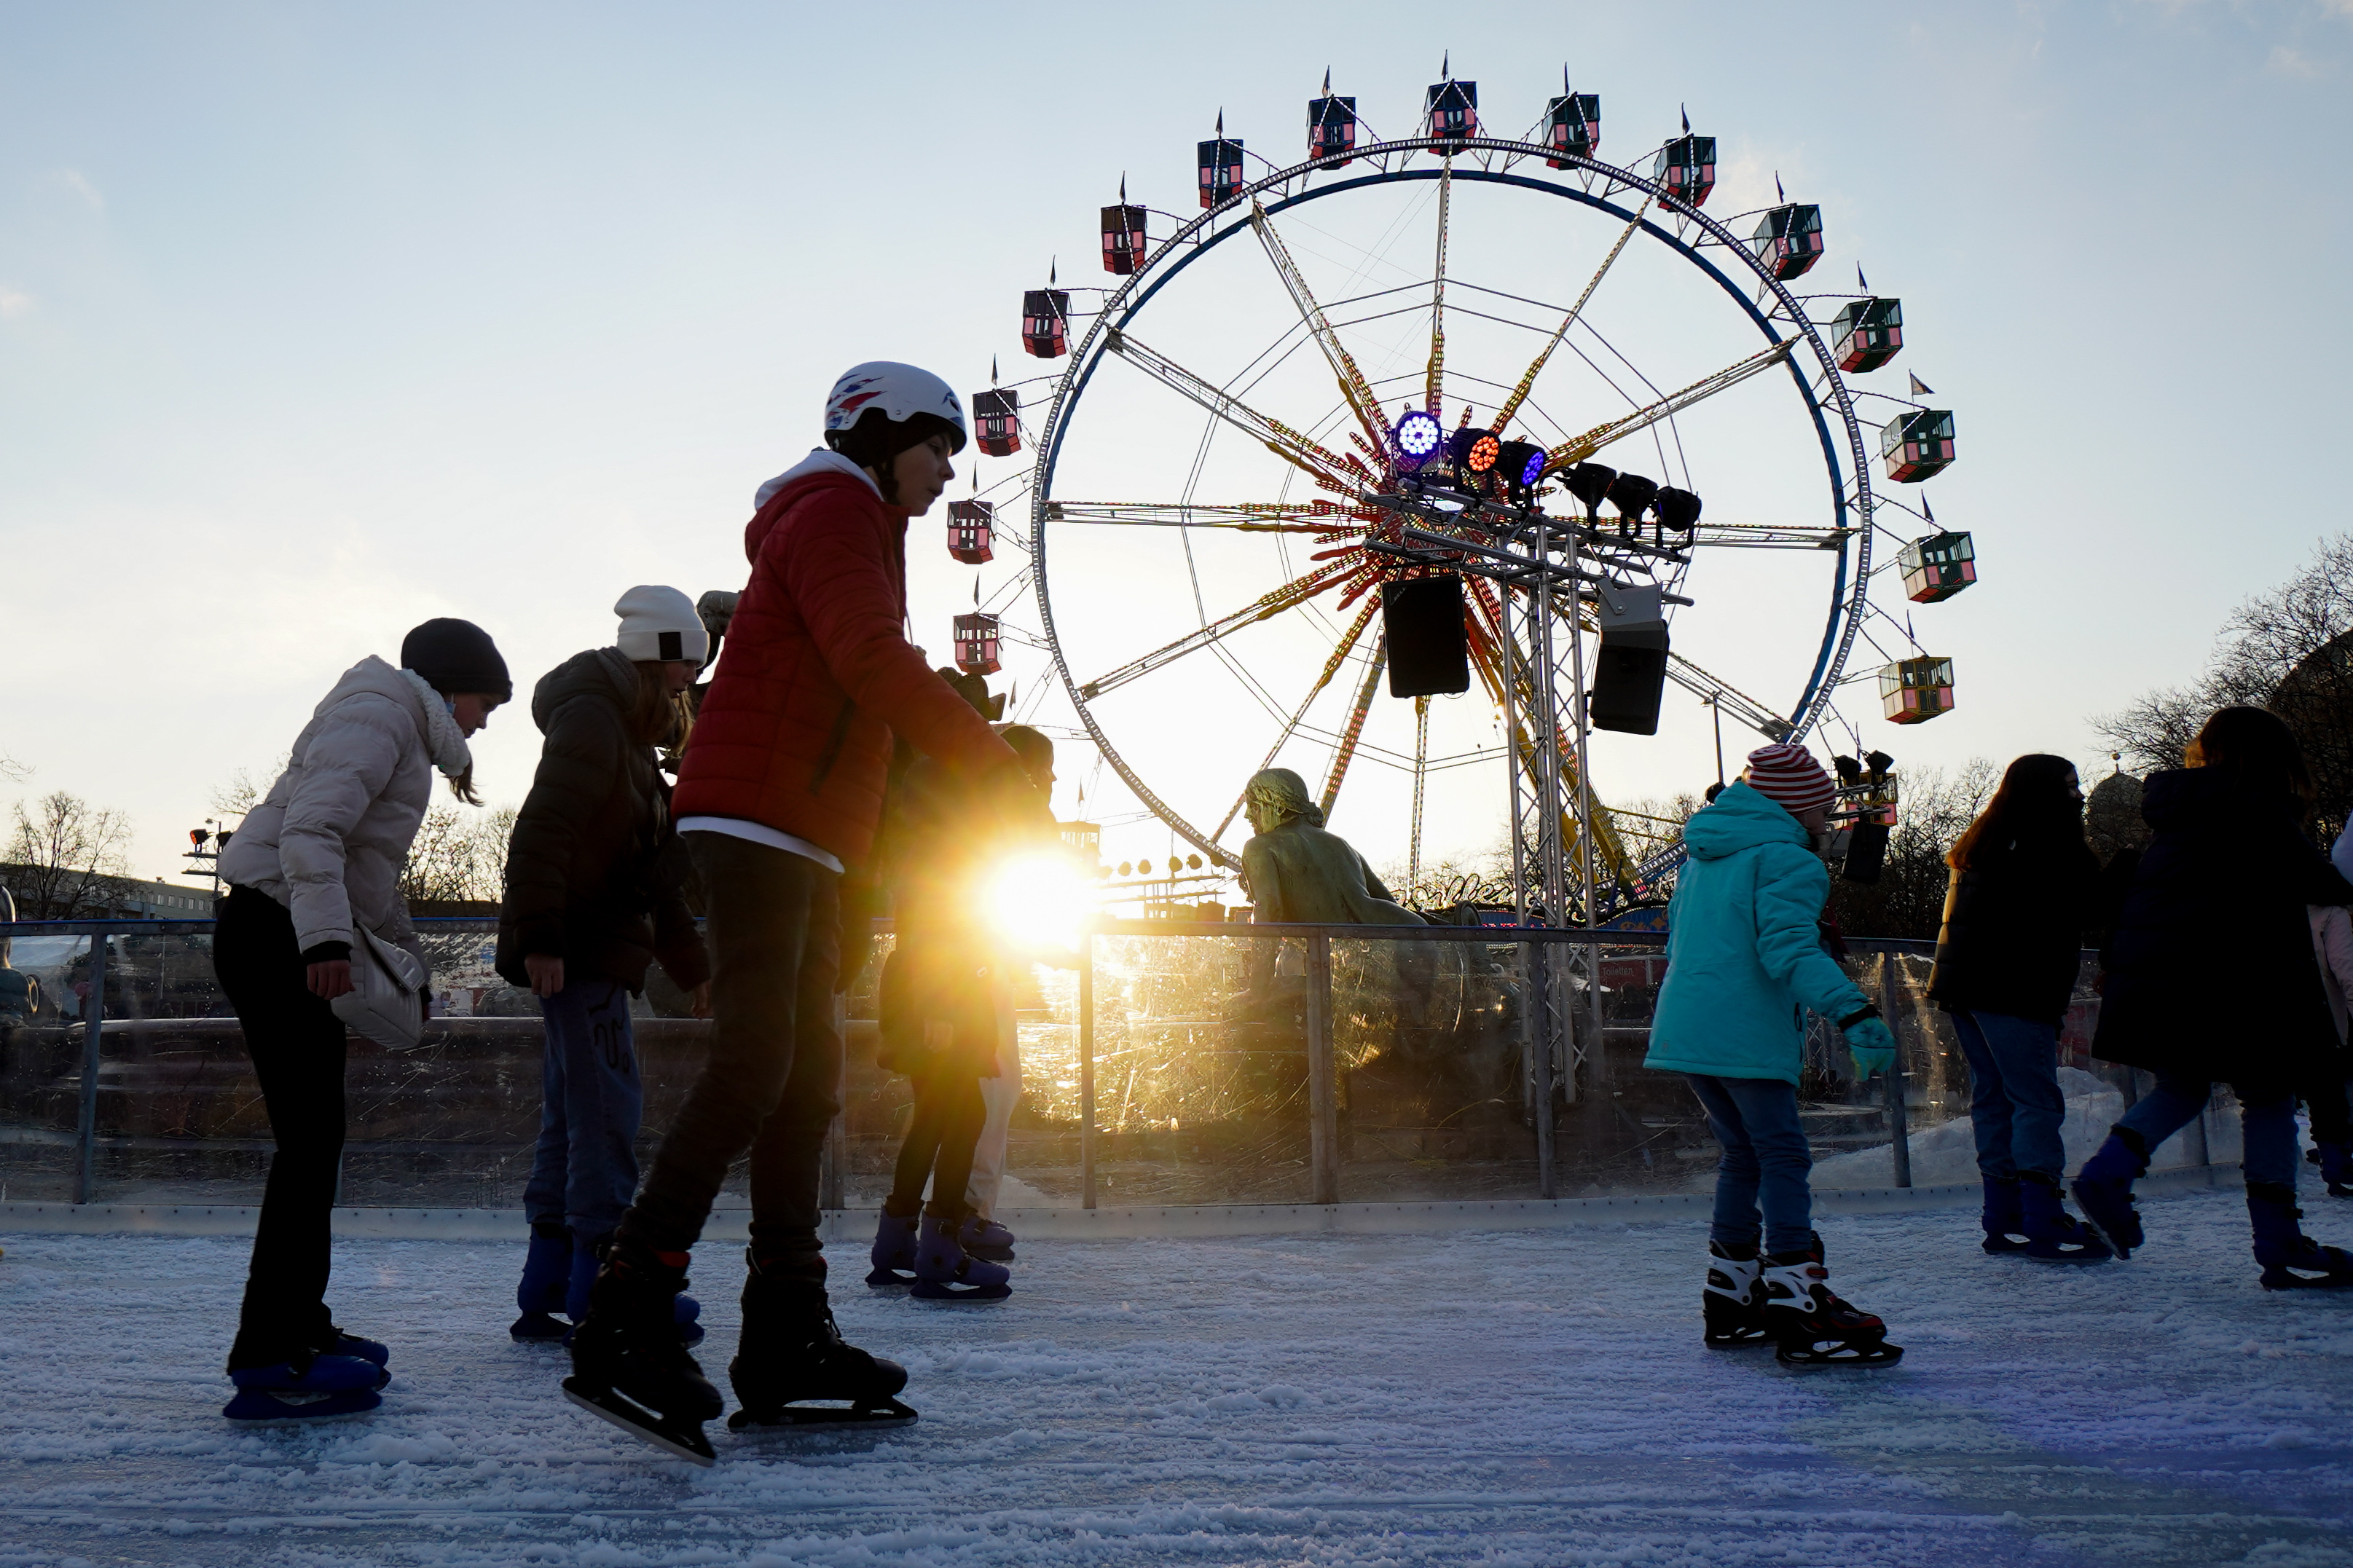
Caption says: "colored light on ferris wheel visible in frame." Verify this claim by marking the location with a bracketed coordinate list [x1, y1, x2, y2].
[1465, 433, 1500, 473]
[1394, 409, 1443, 459]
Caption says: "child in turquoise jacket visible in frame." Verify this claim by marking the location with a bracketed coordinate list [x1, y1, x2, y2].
[1646, 743, 1904, 1366]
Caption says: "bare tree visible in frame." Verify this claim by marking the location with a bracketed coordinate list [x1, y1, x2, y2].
[0, 754, 27, 784]
[2099, 533, 2353, 835]
[1826, 760, 1998, 940]
[208, 759, 287, 823]
[4, 791, 135, 918]
[398, 804, 515, 907]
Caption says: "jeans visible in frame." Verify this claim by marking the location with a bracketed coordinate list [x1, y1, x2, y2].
[2118, 1076, 2299, 1189]
[213, 886, 347, 1366]
[1686, 1073, 1813, 1255]
[617, 832, 841, 1268]
[1950, 1010, 2067, 1182]
[521, 978, 643, 1243]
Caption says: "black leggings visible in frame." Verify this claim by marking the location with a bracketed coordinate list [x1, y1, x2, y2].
[888, 1071, 985, 1221]
[213, 886, 347, 1367]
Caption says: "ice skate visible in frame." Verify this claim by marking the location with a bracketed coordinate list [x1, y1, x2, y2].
[911, 1212, 1010, 1302]
[2247, 1181, 2353, 1291]
[562, 1242, 723, 1465]
[223, 1350, 389, 1423]
[1702, 1240, 1770, 1348]
[2310, 1142, 2353, 1199]
[2071, 1126, 2150, 1259]
[1761, 1234, 1903, 1367]
[512, 1221, 575, 1341]
[560, 1234, 702, 1347]
[866, 1207, 919, 1289]
[728, 1248, 918, 1434]
[1979, 1177, 2029, 1256]
[959, 1214, 1017, 1263]
[2018, 1173, 2112, 1264]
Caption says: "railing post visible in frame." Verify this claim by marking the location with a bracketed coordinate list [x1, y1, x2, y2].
[1529, 940, 1557, 1199]
[1879, 948, 1912, 1189]
[1305, 933, 1338, 1205]
[1079, 931, 1096, 1211]
[75, 936, 109, 1205]
[820, 993, 846, 1212]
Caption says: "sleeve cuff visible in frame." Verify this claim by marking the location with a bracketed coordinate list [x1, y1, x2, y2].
[1834, 1003, 1882, 1029]
[300, 940, 353, 965]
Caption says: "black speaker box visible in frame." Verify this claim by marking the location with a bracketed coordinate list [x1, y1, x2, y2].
[1588, 584, 1669, 735]
[1841, 819, 1890, 883]
[1383, 576, 1469, 698]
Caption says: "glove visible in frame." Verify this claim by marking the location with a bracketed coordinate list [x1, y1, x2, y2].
[1843, 1015, 1896, 1080]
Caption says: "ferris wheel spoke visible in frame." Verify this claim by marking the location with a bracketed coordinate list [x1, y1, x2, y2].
[1424, 152, 1453, 414]
[1541, 338, 1799, 473]
[1104, 328, 1365, 492]
[1490, 192, 1656, 436]
[1317, 632, 1388, 819]
[1075, 559, 1359, 701]
[1208, 599, 1380, 844]
[1044, 500, 1366, 535]
[1248, 200, 1391, 457]
[1663, 650, 1794, 742]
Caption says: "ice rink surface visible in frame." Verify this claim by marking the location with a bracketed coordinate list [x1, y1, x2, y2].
[6, 1187, 2353, 1567]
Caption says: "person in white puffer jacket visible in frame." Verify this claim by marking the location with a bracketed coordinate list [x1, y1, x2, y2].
[211, 618, 509, 1422]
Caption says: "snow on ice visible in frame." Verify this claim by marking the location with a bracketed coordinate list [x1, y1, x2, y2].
[5, 1188, 2353, 1566]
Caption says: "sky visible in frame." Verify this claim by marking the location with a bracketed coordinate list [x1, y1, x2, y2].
[3, 0, 2349, 893]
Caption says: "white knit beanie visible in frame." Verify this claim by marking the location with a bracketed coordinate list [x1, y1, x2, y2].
[613, 585, 710, 664]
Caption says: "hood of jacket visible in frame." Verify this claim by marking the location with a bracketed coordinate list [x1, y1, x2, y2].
[752, 448, 885, 513]
[1681, 780, 1810, 861]
[532, 647, 640, 735]
[2140, 765, 2299, 833]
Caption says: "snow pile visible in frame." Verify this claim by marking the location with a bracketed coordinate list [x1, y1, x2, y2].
[7, 1191, 2353, 1564]
[1814, 1067, 2242, 1188]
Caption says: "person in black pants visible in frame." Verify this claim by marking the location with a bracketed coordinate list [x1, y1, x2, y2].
[211, 621, 508, 1421]
[865, 727, 1059, 1302]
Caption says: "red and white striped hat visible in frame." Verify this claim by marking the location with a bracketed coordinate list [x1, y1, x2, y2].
[1743, 742, 1837, 815]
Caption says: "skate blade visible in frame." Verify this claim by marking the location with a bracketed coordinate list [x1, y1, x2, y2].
[865, 1267, 916, 1291]
[1775, 1339, 1905, 1367]
[1703, 1328, 1775, 1349]
[562, 1376, 716, 1465]
[910, 1281, 1011, 1303]
[2259, 1269, 2353, 1291]
[727, 1398, 919, 1435]
[510, 1313, 573, 1343]
[222, 1387, 382, 1424]
[2024, 1248, 2113, 1265]
[1981, 1235, 2031, 1255]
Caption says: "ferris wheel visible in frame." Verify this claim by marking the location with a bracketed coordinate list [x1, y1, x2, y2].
[943, 65, 1970, 918]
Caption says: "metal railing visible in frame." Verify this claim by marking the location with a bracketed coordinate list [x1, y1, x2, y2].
[1, 915, 2081, 1210]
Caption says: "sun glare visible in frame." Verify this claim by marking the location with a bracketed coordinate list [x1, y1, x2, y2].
[984, 850, 1096, 956]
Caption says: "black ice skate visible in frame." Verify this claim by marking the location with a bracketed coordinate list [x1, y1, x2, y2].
[562, 1242, 724, 1465]
[728, 1248, 918, 1435]
[1760, 1234, 1903, 1368]
[1702, 1240, 1772, 1348]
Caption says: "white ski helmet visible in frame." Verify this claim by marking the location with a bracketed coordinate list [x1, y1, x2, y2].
[822, 361, 967, 454]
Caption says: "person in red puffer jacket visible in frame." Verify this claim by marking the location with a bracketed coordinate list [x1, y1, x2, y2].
[562, 363, 1046, 1459]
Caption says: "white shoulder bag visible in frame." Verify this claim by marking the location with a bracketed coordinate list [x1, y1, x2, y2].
[331, 925, 430, 1051]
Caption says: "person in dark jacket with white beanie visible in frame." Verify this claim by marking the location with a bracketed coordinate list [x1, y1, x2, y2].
[2073, 706, 2353, 1288]
[212, 618, 508, 1420]
[500, 587, 713, 1344]
[1928, 754, 2112, 1263]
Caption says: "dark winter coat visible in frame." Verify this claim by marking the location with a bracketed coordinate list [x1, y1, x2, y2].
[2091, 767, 2353, 1097]
[669, 458, 1018, 868]
[494, 648, 709, 995]
[1927, 837, 2100, 1025]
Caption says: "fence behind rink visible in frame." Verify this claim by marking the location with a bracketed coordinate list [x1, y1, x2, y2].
[0, 915, 2199, 1213]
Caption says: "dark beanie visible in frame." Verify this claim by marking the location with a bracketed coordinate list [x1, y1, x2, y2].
[400, 618, 511, 702]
